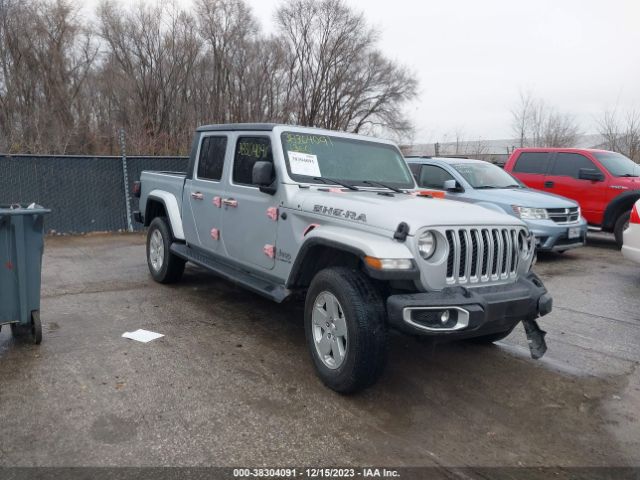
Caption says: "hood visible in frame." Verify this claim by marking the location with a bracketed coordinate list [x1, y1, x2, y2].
[294, 188, 525, 233]
[469, 187, 578, 209]
[612, 176, 640, 188]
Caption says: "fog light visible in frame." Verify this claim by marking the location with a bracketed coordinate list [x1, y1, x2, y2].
[440, 310, 450, 324]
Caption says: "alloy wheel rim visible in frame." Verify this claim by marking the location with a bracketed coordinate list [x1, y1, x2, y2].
[149, 229, 165, 271]
[312, 291, 348, 370]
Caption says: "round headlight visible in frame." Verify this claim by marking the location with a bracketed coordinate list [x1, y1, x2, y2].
[418, 231, 437, 259]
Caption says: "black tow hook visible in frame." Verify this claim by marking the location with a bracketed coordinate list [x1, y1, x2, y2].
[522, 318, 547, 360]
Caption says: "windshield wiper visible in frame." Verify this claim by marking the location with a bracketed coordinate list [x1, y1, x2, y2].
[475, 185, 500, 189]
[313, 177, 359, 191]
[618, 173, 639, 177]
[362, 180, 405, 193]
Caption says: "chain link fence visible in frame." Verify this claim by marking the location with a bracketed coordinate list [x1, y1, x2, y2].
[0, 154, 188, 234]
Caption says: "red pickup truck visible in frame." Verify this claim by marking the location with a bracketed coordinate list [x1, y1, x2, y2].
[504, 148, 640, 246]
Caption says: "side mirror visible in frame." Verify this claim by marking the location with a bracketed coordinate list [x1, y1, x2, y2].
[443, 179, 463, 192]
[252, 161, 277, 194]
[578, 168, 605, 182]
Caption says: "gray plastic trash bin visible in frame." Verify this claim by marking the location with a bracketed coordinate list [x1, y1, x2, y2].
[0, 204, 50, 344]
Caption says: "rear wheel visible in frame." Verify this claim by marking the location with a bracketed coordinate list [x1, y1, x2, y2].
[147, 217, 185, 283]
[614, 211, 631, 248]
[304, 267, 387, 394]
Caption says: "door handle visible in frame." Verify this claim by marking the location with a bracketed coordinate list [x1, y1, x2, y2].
[544, 181, 554, 188]
[222, 198, 238, 208]
[191, 192, 204, 200]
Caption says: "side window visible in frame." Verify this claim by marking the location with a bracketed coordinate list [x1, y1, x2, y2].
[197, 136, 227, 181]
[408, 163, 421, 178]
[513, 152, 550, 174]
[418, 165, 455, 189]
[550, 153, 598, 179]
[233, 136, 273, 186]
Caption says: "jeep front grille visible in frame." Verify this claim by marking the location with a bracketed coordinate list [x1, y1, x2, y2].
[445, 227, 527, 285]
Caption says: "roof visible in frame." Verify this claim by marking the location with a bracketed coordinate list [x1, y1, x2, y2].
[196, 123, 283, 132]
[406, 156, 484, 165]
[512, 147, 612, 153]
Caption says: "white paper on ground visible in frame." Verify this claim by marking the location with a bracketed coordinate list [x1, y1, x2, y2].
[288, 151, 321, 177]
[122, 329, 164, 343]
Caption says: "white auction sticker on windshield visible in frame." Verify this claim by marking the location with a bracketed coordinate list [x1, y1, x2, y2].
[288, 151, 321, 177]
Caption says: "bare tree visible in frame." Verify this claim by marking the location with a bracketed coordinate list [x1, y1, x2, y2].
[598, 107, 640, 162]
[510, 91, 579, 148]
[275, 0, 417, 137]
[97, 0, 202, 154]
[0, 0, 97, 153]
[511, 90, 534, 148]
[0, 0, 418, 154]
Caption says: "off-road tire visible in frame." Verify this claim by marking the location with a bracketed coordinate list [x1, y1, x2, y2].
[147, 217, 185, 284]
[304, 267, 387, 394]
[614, 210, 631, 248]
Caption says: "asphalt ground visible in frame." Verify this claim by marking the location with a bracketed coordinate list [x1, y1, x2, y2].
[0, 232, 638, 469]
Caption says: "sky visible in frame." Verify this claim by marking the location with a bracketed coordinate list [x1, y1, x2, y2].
[88, 0, 640, 143]
[248, 0, 640, 143]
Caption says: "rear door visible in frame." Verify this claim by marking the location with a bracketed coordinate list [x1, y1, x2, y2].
[510, 152, 551, 190]
[221, 135, 278, 271]
[545, 152, 606, 224]
[183, 134, 228, 254]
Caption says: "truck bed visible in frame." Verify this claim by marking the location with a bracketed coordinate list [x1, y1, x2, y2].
[139, 171, 187, 222]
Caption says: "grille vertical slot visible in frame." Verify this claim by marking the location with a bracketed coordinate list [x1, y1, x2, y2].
[444, 227, 525, 286]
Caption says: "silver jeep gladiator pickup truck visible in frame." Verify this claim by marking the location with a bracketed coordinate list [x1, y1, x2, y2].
[134, 123, 552, 393]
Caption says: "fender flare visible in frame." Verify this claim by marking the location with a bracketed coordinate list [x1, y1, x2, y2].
[146, 190, 185, 240]
[286, 226, 418, 287]
[602, 190, 640, 230]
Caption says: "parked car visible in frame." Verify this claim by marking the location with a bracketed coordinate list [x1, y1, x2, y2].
[504, 148, 640, 247]
[622, 199, 640, 264]
[134, 123, 552, 393]
[406, 157, 588, 253]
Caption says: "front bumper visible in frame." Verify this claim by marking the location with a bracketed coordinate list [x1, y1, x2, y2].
[527, 218, 588, 252]
[387, 272, 552, 340]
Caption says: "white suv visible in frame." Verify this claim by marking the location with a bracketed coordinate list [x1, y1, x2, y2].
[622, 199, 640, 264]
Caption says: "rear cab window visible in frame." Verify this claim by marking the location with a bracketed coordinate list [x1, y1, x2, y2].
[196, 135, 227, 181]
[513, 152, 551, 175]
[232, 136, 274, 186]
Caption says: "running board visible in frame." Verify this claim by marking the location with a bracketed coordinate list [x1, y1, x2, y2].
[170, 243, 291, 303]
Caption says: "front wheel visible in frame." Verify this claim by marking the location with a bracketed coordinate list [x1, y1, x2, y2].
[614, 211, 631, 248]
[147, 217, 185, 284]
[304, 267, 387, 394]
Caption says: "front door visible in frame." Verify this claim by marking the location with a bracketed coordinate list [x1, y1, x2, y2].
[183, 134, 229, 254]
[221, 135, 278, 271]
[545, 152, 606, 224]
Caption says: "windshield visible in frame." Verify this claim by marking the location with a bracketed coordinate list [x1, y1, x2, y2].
[281, 132, 415, 189]
[593, 152, 640, 177]
[452, 162, 522, 189]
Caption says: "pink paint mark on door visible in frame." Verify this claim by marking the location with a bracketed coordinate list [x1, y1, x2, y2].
[210, 228, 220, 240]
[213, 196, 222, 208]
[266, 207, 278, 221]
[263, 244, 275, 258]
